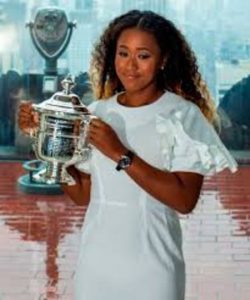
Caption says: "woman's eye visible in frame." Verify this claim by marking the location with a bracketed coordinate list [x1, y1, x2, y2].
[138, 53, 151, 59]
[118, 51, 128, 57]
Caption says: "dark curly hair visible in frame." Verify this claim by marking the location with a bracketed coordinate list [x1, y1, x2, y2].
[90, 10, 217, 123]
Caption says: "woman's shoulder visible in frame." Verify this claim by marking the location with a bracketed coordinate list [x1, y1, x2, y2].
[159, 91, 215, 144]
[163, 90, 202, 120]
[87, 95, 116, 115]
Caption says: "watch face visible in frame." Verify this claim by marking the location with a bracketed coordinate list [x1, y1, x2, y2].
[119, 156, 131, 169]
[116, 151, 134, 171]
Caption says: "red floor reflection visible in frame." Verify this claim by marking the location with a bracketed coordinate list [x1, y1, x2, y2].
[0, 162, 85, 299]
[0, 162, 250, 300]
[182, 167, 250, 300]
[217, 168, 250, 236]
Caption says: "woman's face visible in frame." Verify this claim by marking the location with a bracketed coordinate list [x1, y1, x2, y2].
[115, 27, 163, 94]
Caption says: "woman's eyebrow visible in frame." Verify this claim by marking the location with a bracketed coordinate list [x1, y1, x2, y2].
[117, 44, 151, 51]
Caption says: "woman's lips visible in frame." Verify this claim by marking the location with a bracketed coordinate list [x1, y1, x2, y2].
[124, 74, 140, 79]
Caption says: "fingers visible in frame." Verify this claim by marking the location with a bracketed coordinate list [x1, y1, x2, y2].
[89, 118, 104, 129]
[87, 118, 109, 146]
[73, 120, 81, 136]
[33, 111, 40, 124]
[18, 100, 39, 134]
[73, 116, 107, 147]
[19, 100, 32, 113]
[88, 119, 105, 138]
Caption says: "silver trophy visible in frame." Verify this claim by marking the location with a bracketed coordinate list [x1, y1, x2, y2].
[32, 76, 93, 184]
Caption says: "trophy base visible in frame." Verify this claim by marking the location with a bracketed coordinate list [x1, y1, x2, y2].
[18, 174, 63, 195]
[17, 160, 63, 194]
[38, 161, 71, 185]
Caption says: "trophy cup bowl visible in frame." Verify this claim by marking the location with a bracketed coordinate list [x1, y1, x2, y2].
[31, 76, 93, 184]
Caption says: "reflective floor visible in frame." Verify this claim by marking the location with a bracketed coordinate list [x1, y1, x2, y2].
[0, 162, 249, 300]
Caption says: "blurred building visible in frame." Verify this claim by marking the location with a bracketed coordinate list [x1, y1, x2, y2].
[182, 0, 225, 99]
[67, 0, 97, 74]
[0, 0, 26, 73]
[121, 0, 177, 20]
[216, 59, 250, 104]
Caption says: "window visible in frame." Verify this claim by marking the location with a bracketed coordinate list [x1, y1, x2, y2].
[0, 0, 249, 154]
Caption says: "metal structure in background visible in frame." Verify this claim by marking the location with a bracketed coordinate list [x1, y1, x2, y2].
[26, 7, 76, 97]
[19, 7, 77, 194]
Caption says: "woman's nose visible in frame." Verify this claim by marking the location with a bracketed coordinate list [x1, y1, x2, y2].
[127, 55, 138, 70]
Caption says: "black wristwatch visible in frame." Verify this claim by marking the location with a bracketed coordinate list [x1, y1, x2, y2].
[116, 150, 134, 171]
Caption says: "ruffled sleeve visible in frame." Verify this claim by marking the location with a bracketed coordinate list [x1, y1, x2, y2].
[156, 104, 238, 176]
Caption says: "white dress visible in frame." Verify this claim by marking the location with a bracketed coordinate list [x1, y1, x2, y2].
[74, 91, 237, 300]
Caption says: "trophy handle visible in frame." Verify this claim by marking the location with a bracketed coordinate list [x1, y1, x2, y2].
[30, 128, 40, 159]
[74, 115, 97, 162]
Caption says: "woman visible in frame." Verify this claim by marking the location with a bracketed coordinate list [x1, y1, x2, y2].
[19, 10, 237, 300]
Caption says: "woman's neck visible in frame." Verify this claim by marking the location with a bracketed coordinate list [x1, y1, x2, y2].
[118, 87, 164, 107]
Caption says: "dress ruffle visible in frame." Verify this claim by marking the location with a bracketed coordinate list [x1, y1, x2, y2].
[156, 111, 238, 176]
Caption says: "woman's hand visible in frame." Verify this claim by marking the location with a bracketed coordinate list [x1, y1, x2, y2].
[18, 97, 87, 136]
[61, 165, 91, 206]
[18, 100, 39, 135]
[88, 118, 127, 162]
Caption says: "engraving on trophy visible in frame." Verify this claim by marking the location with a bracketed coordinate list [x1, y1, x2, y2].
[41, 117, 75, 160]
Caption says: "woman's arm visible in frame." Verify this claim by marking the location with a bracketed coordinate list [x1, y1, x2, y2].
[89, 118, 203, 214]
[122, 154, 203, 214]
[61, 165, 91, 206]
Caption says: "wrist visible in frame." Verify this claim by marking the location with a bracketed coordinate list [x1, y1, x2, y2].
[112, 146, 129, 163]
[115, 150, 135, 171]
